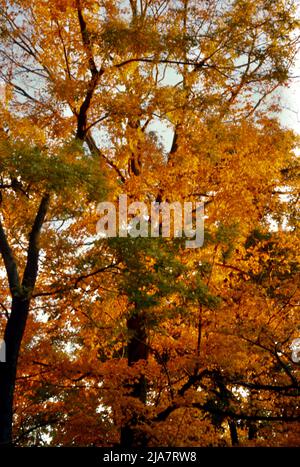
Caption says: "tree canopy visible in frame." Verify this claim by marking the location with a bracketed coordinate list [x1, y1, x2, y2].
[0, 0, 299, 447]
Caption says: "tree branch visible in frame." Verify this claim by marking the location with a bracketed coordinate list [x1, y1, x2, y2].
[85, 133, 126, 183]
[0, 216, 21, 296]
[22, 194, 50, 293]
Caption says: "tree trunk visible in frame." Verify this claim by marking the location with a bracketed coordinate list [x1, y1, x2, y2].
[248, 422, 258, 440]
[228, 420, 239, 446]
[120, 309, 149, 447]
[0, 296, 30, 446]
[0, 193, 49, 446]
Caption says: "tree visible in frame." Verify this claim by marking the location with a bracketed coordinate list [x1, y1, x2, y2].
[0, 0, 299, 447]
[0, 130, 106, 445]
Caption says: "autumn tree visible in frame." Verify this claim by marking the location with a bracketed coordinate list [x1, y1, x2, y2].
[0, 0, 299, 447]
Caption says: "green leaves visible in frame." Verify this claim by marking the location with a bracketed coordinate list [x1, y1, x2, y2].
[0, 137, 106, 201]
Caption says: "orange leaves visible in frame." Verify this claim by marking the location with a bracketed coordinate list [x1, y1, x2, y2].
[0, 0, 299, 448]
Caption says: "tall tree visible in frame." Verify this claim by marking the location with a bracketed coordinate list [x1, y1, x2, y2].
[0, 0, 299, 446]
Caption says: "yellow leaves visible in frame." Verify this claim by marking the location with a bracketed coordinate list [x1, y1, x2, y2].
[0, 0, 299, 448]
[127, 125, 144, 153]
[0, 83, 13, 110]
[51, 0, 73, 14]
[32, 0, 76, 17]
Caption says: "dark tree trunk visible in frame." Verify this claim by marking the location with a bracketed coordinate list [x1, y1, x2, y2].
[0, 297, 30, 446]
[126, 311, 148, 402]
[0, 364, 13, 447]
[120, 309, 149, 447]
[0, 193, 49, 446]
[228, 420, 239, 446]
[248, 422, 258, 440]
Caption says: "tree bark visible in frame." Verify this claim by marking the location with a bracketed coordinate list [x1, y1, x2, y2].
[0, 193, 49, 446]
[228, 420, 239, 446]
[248, 422, 258, 440]
[120, 309, 149, 447]
[0, 297, 30, 446]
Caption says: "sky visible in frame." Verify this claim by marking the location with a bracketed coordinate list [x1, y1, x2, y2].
[281, 66, 300, 135]
[147, 57, 300, 154]
[281, 1, 300, 135]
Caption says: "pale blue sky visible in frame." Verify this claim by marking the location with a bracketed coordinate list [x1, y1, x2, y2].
[281, 55, 300, 134]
